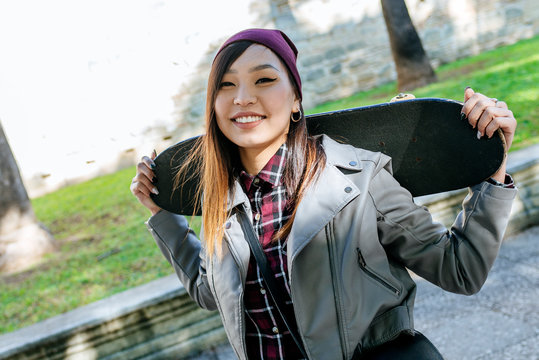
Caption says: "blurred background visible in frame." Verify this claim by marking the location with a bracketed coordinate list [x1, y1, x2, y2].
[2, 0, 536, 197]
[1, 0, 538, 358]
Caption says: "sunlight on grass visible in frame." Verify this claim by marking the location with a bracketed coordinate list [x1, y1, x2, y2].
[308, 35, 539, 149]
[481, 53, 539, 75]
[1, 166, 202, 333]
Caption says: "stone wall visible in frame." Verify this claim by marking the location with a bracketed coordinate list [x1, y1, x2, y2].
[172, 0, 539, 138]
[13, 0, 538, 198]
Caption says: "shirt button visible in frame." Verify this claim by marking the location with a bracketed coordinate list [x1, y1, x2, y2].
[254, 213, 261, 221]
[349, 160, 358, 166]
[253, 178, 260, 186]
[225, 221, 231, 229]
[260, 288, 266, 295]
[272, 327, 279, 334]
[344, 186, 353, 193]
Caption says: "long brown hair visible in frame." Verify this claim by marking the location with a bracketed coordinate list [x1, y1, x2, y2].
[176, 41, 326, 258]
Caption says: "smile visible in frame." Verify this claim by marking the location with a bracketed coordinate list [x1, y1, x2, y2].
[234, 116, 264, 123]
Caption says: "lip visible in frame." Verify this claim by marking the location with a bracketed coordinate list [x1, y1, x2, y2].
[231, 112, 266, 129]
[231, 111, 265, 121]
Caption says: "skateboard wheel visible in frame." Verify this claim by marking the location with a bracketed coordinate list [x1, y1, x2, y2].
[390, 93, 416, 102]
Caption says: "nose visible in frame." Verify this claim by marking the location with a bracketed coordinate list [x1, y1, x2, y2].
[233, 84, 256, 106]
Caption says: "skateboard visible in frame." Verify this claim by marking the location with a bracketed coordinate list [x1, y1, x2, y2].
[151, 97, 505, 215]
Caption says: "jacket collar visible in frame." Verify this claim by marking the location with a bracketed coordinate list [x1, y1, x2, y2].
[320, 134, 363, 172]
[288, 135, 363, 262]
[227, 180, 250, 213]
[225, 135, 363, 262]
[225, 135, 362, 209]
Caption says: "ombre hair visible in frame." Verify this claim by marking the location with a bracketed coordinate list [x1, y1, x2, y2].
[176, 41, 326, 258]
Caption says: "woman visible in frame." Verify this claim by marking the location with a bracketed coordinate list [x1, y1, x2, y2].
[131, 29, 517, 359]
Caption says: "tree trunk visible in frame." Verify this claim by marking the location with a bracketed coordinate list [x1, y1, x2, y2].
[381, 0, 437, 91]
[0, 121, 55, 274]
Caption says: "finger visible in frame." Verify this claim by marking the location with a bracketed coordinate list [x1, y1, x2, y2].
[130, 175, 162, 215]
[461, 91, 484, 120]
[151, 149, 157, 160]
[484, 116, 513, 139]
[131, 182, 150, 199]
[130, 178, 150, 197]
[141, 155, 157, 171]
[476, 106, 510, 137]
[130, 180, 152, 204]
[466, 96, 497, 129]
[137, 161, 155, 182]
[133, 173, 159, 195]
[131, 179, 157, 201]
[464, 87, 475, 102]
[495, 100, 508, 110]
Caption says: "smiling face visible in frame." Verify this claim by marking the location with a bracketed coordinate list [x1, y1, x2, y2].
[214, 44, 300, 172]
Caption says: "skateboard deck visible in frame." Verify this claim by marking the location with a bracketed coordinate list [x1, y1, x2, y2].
[151, 98, 505, 215]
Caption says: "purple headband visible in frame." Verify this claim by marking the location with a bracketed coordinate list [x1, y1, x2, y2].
[215, 28, 302, 100]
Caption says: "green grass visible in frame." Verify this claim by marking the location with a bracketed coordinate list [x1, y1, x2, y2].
[308, 35, 539, 150]
[0, 167, 201, 334]
[1, 35, 538, 335]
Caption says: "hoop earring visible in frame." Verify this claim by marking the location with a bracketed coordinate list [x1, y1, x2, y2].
[291, 109, 302, 122]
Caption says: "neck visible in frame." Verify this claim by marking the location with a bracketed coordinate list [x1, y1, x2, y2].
[239, 140, 286, 175]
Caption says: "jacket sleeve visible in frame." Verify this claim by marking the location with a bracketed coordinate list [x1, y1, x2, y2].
[369, 168, 517, 295]
[146, 210, 217, 310]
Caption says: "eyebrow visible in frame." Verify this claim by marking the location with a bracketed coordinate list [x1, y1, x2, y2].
[226, 64, 280, 74]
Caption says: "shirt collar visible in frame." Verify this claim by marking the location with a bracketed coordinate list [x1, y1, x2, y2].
[239, 142, 288, 192]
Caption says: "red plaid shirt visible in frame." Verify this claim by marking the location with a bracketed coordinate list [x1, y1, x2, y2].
[239, 143, 305, 360]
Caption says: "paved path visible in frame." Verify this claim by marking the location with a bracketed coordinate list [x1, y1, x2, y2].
[414, 225, 539, 360]
[195, 225, 539, 360]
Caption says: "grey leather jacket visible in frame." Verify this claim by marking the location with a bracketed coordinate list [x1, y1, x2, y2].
[146, 135, 517, 359]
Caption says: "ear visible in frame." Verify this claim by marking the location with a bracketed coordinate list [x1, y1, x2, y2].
[292, 99, 301, 113]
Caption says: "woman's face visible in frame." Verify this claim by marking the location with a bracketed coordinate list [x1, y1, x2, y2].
[215, 44, 299, 162]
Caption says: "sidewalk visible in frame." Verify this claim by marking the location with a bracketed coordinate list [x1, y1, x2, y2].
[196, 225, 539, 360]
[414, 225, 539, 360]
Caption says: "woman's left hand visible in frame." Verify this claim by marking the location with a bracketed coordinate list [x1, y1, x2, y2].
[461, 87, 517, 182]
[461, 87, 517, 150]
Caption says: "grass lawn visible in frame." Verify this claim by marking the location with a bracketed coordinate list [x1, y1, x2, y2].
[1, 35, 538, 335]
[0, 167, 202, 334]
[308, 35, 539, 150]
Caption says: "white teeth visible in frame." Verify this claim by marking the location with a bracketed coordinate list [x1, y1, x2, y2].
[234, 116, 263, 123]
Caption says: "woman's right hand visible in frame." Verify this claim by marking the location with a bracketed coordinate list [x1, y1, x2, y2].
[130, 150, 162, 216]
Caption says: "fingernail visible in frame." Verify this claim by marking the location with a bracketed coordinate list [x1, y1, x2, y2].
[477, 130, 482, 140]
[152, 149, 157, 157]
[152, 187, 159, 195]
[460, 112, 467, 121]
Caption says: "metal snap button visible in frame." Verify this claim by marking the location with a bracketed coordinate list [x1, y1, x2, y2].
[272, 327, 279, 334]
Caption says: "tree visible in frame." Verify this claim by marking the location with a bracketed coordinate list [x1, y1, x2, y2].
[0, 120, 55, 274]
[381, 0, 437, 91]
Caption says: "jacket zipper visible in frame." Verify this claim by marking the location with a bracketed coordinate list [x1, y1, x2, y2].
[326, 223, 349, 359]
[356, 249, 401, 297]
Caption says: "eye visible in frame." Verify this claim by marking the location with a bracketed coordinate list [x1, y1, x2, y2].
[219, 81, 235, 88]
[256, 77, 277, 85]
